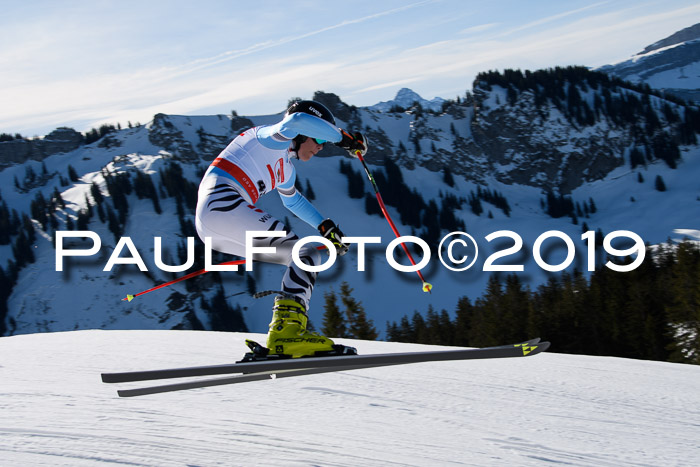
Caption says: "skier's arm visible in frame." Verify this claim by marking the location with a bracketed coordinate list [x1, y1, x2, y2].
[277, 170, 324, 229]
[278, 172, 349, 255]
[257, 112, 342, 149]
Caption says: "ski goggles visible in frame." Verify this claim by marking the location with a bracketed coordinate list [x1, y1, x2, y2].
[313, 138, 327, 145]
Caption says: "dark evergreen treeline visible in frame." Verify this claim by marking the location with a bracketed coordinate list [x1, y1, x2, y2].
[476, 66, 699, 172]
[0, 188, 39, 335]
[84, 124, 120, 145]
[0, 184, 66, 332]
[340, 157, 474, 248]
[157, 162, 248, 332]
[1, 121, 143, 145]
[476, 66, 697, 122]
[0, 132, 24, 142]
[340, 156, 518, 248]
[321, 282, 378, 340]
[543, 191, 597, 220]
[0, 159, 248, 336]
[12, 162, 54, 193]
[387, 241, 700, 365]
[467, 186, 511, 217]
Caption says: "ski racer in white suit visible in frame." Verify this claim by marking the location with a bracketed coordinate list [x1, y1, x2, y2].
[195, 100, 368, 358]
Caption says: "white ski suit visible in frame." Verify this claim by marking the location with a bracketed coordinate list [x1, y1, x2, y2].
[195, 111, 342, 309]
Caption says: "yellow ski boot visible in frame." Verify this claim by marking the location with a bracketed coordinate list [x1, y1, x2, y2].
[266, 296, 337, 358]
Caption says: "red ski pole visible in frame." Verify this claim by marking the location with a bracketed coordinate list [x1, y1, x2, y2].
[353, 146, 433, 293]
[122, 246, 328, 302]
[122, 259, 246, 302]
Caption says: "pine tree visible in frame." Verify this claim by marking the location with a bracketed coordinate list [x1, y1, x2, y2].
[0, 202, 10, 245]
[666, 242, 700, 363]
[500, 274, 530, 343]
[76, 208, 90, 230]
[321, 288, 347, 338]
[655, 175, 667, 192]
[106, 204, 121, 241]
[364, 193, 382, 216]
[246, 275, 257, 297]
[385, 321, 400, 341]
[439, 310, 454, 345]
[469, 275, 504, 347]
[411, 311, 429, 344]
[398, 316, 414, 342]
[0, 265, 11, 336]
[630, 148, 646, 169]
[67, 165, 79, 182]
[426, 306, 441, 344]
[443, 167, 455, 187]
[453, 296, 474, 346]
[588, 197, 597, 214]
[12, 230, 35, 268]
[52, 187, 66, 209]
[96, 202, 106, 223]
[339, 282, 377, 340]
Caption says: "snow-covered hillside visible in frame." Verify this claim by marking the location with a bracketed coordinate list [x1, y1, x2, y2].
[598, 22, 700, 104]
[1, 81, 699, 337]
[1, 330, 699, 466]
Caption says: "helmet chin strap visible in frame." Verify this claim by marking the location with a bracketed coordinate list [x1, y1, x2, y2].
[289, 140, 299, 159]
[290, 135, 307, 159]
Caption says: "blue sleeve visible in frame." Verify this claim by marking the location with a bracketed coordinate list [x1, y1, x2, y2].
[257, 112, 342, 149]
[277, 169, 324, 229]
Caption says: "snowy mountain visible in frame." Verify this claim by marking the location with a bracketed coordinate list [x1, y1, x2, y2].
[2, 330, 700, 466]
[0, 67, 699, 356]
[598, 22, 700, 104]
[369, 87, 446, 113]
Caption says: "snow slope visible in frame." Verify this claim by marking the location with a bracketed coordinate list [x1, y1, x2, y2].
[3, 125, 700, 336]
[2, 330, 700, 466]
[598, 23, 700, 103]
[2, 80, 700, 337]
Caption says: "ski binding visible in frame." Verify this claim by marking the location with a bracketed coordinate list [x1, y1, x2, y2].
[238, 339, 358, 363]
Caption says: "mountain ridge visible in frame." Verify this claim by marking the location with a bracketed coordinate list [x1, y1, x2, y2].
[369, 87, 446, 112]
[598, 22, 700, 104]
[1, 24, 699, 356]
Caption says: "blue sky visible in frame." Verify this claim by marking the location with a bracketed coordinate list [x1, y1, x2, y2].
[1, 0, 699, 136]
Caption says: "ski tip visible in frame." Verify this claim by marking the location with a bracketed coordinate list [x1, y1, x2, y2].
[515, 340, 550, 356]
[422, 282, 433, 293]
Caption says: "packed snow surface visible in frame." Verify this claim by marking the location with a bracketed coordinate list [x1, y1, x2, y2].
[2, 330, 700, 466]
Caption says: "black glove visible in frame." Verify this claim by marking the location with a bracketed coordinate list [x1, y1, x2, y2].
[336, 130, 368, 158]
[318, 219, 349, 256]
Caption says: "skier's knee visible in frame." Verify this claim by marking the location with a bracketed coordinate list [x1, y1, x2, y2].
[296, 244, 322, 268]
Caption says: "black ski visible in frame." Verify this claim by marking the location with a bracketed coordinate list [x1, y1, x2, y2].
[102, 339, 548, 385]
[116, 363, 391, 397]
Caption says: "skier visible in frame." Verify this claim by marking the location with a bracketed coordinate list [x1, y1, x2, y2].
[195, 100, 367, 358]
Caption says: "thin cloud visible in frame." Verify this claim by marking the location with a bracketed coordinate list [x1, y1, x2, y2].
[3, 0, 700, 136]
[459, 23, 501, 35]
[493, 1, 611, 38]
[338, 2, 700, 103]
[159, 0, 437, 80]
